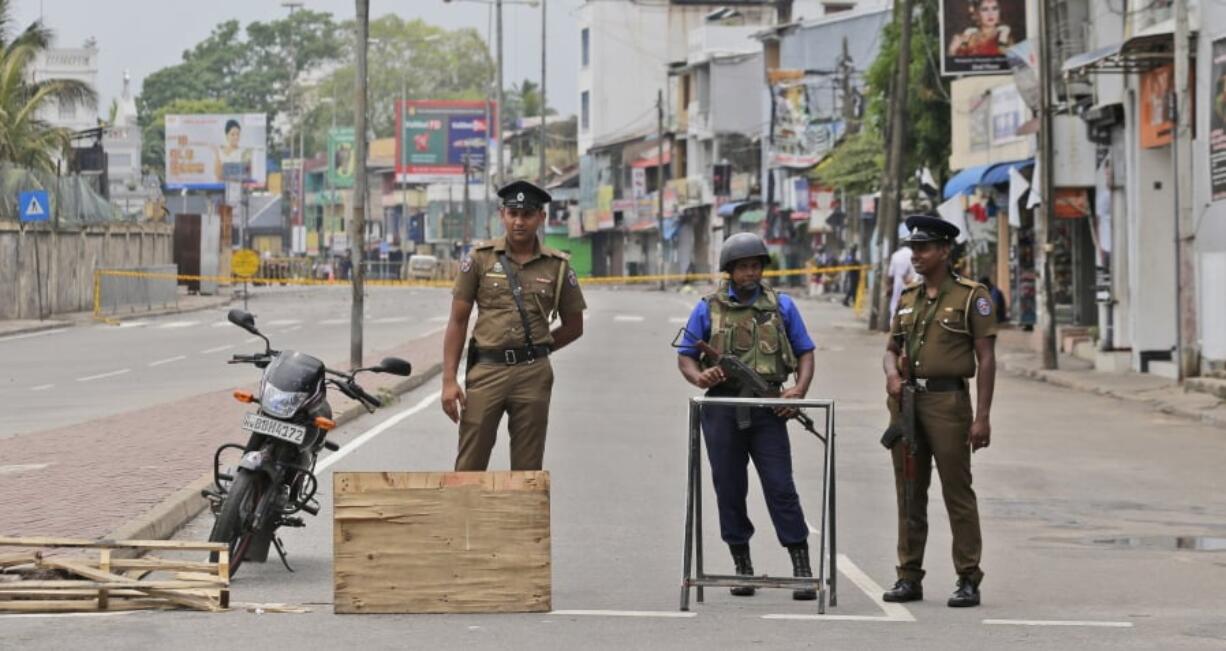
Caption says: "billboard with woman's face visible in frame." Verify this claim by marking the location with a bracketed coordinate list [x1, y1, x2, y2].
[165, 113, 267, 189]
[941, 0, 1028, 75]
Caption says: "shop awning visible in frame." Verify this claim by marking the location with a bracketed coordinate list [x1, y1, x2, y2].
[980, 159, 1033, 186]
[738, 209, 766, 224]
[943, 164, 992, 199]
[718, 200, 759, 217]
[1062, 18, 1196, 75]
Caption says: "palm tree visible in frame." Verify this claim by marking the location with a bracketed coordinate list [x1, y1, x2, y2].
[0, 1, 97, 174]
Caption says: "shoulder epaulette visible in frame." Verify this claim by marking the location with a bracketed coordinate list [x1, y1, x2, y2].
[473, 241, 494, 251]
[954, 276, 981, 291]
[541, 245, 571, 261]
[901, 281, 923, 294]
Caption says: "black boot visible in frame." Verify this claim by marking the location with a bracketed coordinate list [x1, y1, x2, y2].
[728, 543, 756, 597]
[947, 576, 980, 607]
[786, 543, 817, 601]
[883, 578, 924, 602]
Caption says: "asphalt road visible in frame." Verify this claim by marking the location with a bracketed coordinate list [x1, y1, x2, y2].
[3, 288, 1224, 648]
[0, 285, 453, 439]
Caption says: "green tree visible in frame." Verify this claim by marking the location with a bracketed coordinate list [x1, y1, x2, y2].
[141, 98, 233, 176]
[0, 1, 97, 173]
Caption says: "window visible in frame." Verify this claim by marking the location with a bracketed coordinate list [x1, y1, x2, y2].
[581, 28, 590, 67]
[581, 91, 590, 131]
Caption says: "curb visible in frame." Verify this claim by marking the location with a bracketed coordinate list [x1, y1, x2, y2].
[89, 296, 235, 326]
[998, 359, 1226, 431]
[101, 361, 443, 547]
[0, 320, 72, 338]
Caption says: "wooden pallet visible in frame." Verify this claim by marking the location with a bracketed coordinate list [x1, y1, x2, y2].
[0, 536, 229, 613]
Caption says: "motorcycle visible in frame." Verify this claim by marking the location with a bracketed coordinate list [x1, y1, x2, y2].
[203, 308, 411, 577]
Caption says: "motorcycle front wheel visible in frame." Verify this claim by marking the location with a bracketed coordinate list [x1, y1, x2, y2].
[208, 468, 265, 578]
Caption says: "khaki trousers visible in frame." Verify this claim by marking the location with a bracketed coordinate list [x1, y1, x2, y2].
[455, 357, 554, 471]
[889, 389, 984, 584]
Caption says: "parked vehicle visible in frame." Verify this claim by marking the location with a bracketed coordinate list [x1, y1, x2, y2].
[405, 254, 439, 280]
[203, 308, 411, 577]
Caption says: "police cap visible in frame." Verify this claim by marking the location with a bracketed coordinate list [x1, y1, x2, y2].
[902, 213, 959, 244]
[498, 180, 551, 211]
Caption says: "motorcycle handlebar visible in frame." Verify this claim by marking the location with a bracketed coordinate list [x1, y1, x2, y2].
[349, 382, 382, 409]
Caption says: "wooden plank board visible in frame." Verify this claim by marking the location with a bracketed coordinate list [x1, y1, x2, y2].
[0, 599, 177, 613]
[0, 537, 227, 552]
[0, 580, 219, 591]
[334, 471, 551, 614]
[38, 559, 223, 612]
[0, 553, 41, 568]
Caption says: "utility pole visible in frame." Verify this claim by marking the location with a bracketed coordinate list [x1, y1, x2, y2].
[351, 0, 368, 370]
[874, 0, 915, 331]
[495, 0, 504, 188]
[463, 153, 472, 246]
[1035, 0, 1058, 369]
[283, 2, 303, 256]
[656, 89, 666, 290]
[538, 0, 547, 186]
[1173, 0, 1195, 379]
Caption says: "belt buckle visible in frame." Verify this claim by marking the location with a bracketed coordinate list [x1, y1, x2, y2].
[914, 378, 929, 392]
[504, 349, 517, 365]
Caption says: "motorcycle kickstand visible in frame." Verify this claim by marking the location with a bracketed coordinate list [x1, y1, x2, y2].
[272, 536, 294, 572]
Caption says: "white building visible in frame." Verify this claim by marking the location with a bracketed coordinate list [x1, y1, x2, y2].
[32, 44, 99, 133]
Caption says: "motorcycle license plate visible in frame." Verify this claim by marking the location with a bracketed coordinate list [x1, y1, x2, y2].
[242, 413, 307, 445]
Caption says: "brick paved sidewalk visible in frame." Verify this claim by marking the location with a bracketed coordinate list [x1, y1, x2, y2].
[0, 330, 444, 540]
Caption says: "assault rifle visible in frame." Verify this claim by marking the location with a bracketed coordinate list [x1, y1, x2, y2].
[675, 329, 824, 442]
[882, 332, 921, 529]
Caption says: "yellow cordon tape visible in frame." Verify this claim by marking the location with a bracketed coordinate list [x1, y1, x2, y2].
[91, 265, 873, 322]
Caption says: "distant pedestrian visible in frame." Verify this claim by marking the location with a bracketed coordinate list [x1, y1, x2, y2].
[842, 246, 860, 307]
[978, 276, 1009, 323]
[676, 232, 819, 601]
[881, 214, 998, 608]
[889, 244, 917, 320]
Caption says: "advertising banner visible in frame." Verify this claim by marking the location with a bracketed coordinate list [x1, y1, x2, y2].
[396, 100, 494, 183]
[328, 128, 356, 189]
[165, 113, 267, 189]
[768, 69, 822, 168]
[990, 83, 1025, 144]
[1140, 65, 1174, 148]
[940, 0, 1028, 76]
[1211, 37, 1226, 200]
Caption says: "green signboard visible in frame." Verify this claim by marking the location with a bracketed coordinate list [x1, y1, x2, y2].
[327, 127, 356, 189]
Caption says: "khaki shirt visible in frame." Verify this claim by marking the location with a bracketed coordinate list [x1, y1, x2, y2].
[452, 236, 587, 349]
[890, 275, 997, 379]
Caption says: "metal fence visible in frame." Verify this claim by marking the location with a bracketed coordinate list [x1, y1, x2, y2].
[680, 396, 838, 614]
[95, 265, 179, 316]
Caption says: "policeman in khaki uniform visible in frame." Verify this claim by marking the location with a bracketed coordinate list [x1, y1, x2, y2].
[881, 214, 997, 608]
[442, 180, 586, 471]
[676, 233, 819, 601]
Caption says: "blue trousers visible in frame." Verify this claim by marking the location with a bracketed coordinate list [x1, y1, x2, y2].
[701, 404, 809, 546]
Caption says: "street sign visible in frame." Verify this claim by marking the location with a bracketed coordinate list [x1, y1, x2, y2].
[18, 190, 51, 223]
[232, 249, 260, 277]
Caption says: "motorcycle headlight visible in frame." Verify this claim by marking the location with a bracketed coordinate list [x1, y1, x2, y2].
[260, 384, 310, 418]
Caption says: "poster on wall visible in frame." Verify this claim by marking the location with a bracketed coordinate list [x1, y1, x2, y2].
[1210, 37, 1226, 200]
[990, 83, 1025, 144]
[1140, 65, 1175, 148]
[940, 0, 1028, 75]
[327, 128, 356, 189]
[165, 113, 267, 190]
[768, 69, 822, 168]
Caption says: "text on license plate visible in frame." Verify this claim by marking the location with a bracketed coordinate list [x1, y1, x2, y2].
[242, 413, 307, 444]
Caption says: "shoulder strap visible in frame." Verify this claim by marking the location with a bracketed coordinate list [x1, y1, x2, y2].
[551, 258, 568, 322]
[499, 253, 537, 355]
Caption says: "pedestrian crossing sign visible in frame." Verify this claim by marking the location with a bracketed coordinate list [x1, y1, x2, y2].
[18, 190, 51, 223]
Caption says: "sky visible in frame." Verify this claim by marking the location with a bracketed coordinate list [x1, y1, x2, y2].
[13, 0, 582, 119]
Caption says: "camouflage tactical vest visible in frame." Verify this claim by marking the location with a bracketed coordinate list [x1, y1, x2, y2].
[702, 282, 798, 385]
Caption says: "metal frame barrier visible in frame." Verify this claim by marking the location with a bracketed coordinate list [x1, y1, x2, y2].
[680, 396, 837, 613]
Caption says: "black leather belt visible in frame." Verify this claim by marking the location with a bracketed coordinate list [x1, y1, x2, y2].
[474, 345, 551, 366]
[909, 377, 967, 392]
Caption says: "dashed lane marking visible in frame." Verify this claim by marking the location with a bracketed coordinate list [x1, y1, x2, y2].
[76, 368, 131, 382]
[211, 321, 231, 328]
[983, 619, 1134, 628]
[30, 384, 54, 391]
[550, 610, 697, 619]
[371, 316, 412, 324]
[762, 554, 915, 623]
[199, 344, 235, 354]
[265, 319, 301, 326]
[279, 325, 303, 333]
[0, 328, 66, 343]
[319, 318, 348, 326]
[613, 315, 645, 322]
[0, 463, 50, 476]
[427, 316, 449, 323]
[155, 320, 198, 329]
[0, 611, 137, 619]
[668, 317, 688, 324]
[149, 355, 187, 367]
[114, 320, 150, 329]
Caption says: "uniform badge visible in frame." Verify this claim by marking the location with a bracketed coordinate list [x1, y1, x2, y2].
[517, 192, 525, 201]
[975, 296, 992, 317]
[566, 268, 579, 287]
[492, 261, 504, 273]
[897, 307, 913, 316]
[460, 256, 473, 273]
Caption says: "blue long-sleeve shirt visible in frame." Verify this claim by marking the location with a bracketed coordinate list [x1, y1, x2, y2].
[676, 285, 815, 359]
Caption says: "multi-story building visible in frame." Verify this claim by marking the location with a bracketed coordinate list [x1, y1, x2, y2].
[32, 44, 99, 133]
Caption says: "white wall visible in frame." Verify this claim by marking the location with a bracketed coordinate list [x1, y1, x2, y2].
[1192, 3, 1226, 364]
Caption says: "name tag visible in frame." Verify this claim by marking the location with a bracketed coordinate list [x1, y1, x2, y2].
[485, 273, 507, 279]
[897, 307, 914, 316]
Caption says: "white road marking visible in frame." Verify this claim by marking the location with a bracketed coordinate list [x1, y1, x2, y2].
[156, 320, 198, 329]
[279, 325, 303, 333]
[0, 610, 137, 619]
[0, 463, 50, 476]
[212, 321, 231, 328]
[315, 391, 442, 473]
[668, 316, 689, 324]
[320, 318, 348, 326]
[427, 315, 449, 323]
[244, 337, 260, 344]
[763, 554, 915, 623]
[30, 384, 54, 391]
[77, 368, 131, 382]
[983, 619, 1134, 628]
[0, 328, 66, 343]
[115, 320, 150, 329]
[372, 316, 412, 324]
[149, 355, 187, 367]
[266, 319, 301, 326]
[200, 344, 236, 354]
[551, 610, 697, 619]
[613, 314, 645, 322]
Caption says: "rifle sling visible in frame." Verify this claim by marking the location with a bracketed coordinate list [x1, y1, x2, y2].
[499, 253, 538, 361]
